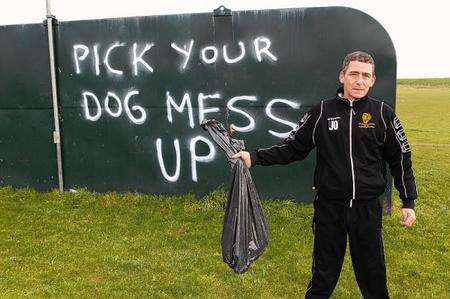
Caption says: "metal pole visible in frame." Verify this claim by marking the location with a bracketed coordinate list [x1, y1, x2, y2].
[45, 0, 64, 191]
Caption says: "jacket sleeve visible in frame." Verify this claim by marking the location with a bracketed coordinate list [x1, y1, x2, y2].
[249, 102, 322, 166]
[382, 103, 418, 209]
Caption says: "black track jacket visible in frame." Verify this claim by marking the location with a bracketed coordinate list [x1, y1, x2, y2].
[250, 88, 417, 209]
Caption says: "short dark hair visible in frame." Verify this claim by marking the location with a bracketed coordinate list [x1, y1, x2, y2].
[341, 51, 375, 75]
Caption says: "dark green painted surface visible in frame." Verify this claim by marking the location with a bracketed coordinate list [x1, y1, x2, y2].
[0, 6, 395, 202]
[0, 24, 53, 109]
[0, 23, 57, 190]
[0, 109, 57, 190]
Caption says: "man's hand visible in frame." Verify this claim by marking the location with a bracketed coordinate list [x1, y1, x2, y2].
[400, 208, 416, 227]
[231, 151, 252, 168]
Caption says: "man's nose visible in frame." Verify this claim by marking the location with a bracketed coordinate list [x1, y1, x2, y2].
[355, 75, 364, 85]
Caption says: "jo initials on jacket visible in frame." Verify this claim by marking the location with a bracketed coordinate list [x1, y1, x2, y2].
[327, 117, 340, 131]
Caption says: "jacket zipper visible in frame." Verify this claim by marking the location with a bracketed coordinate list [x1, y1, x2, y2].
[349, 101, 356, 207]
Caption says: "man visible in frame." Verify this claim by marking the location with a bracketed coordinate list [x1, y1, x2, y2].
[231, 51, 417, 298]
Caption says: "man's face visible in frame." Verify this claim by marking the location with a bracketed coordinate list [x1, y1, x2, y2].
[339, 60, 376, 100]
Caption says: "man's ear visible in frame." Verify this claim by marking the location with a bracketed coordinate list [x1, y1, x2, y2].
[339, 71, 344, 84]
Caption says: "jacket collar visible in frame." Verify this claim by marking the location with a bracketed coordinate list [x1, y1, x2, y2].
[335, 86, 369, 106]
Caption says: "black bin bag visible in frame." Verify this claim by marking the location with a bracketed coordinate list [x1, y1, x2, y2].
[201, 119, 269, 273]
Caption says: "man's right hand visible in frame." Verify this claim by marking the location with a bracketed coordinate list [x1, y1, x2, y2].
[400, 208, 416, 227]
[231, 151, 252, 168]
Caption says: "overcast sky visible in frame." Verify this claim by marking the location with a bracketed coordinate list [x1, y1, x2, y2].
[1, 0, 449, 78]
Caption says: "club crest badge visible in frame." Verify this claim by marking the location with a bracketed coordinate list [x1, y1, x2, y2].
[358, 112, 375, 129]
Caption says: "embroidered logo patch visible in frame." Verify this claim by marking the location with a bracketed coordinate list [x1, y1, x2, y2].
[358, 112, 375, 129]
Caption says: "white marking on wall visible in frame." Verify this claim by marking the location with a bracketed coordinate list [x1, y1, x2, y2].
[253, 37, 278, 62]
[132, 42, 154, 76]
[226, 95, 257, 132]
[265, 99, 300, 138]
[73, 44, 89, 74]
[223, 41, 246, 64]
[171, 40, 194, 70]
[198, 92, 221, 124]
[190, 136, 215, 182]
[124, 90, 146, 125]
[166, 91, 195, 128]
[93, 44, 100, 76]
[104, 91, 123, 117]
[156, 138, 181, 182]
[104, 42, 125, 75]
[82, 91, 101, 121]
[200, 46, 218, 64]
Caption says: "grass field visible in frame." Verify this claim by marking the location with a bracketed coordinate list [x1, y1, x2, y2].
[1, 79, 449, 298]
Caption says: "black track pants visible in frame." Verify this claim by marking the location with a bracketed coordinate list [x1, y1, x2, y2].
[305, 197, 389, 299]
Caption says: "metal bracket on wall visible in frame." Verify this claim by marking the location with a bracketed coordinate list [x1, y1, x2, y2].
[214, 5, 232, 17]
[43, 15, 58, 27]
[53, 131, 61, 144]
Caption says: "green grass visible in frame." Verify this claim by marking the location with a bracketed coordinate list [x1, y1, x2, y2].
[398, 77, 450, 88]
[1, 81, 449, 297]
